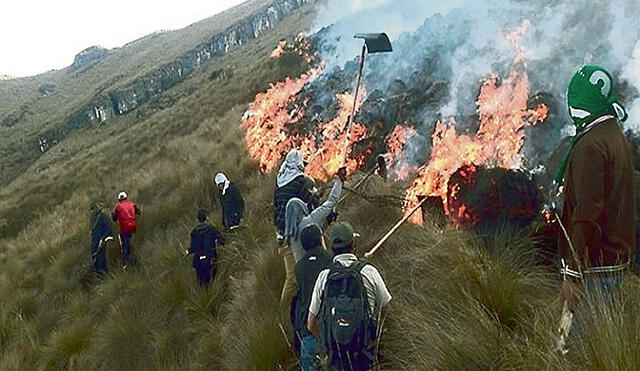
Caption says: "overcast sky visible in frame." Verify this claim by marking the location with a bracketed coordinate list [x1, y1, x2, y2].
[0, 0, 246, 77]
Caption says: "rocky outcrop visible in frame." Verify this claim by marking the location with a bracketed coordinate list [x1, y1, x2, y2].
[65, 0, 311, 130]
[71, 46, 108, 71]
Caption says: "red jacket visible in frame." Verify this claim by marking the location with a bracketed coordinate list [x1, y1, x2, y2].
[113, 200, 139, 233]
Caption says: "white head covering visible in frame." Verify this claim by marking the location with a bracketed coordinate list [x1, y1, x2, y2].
[277, 149, 305, 188]
[117, 191, 128, 201]
[215, 173, 230, 195]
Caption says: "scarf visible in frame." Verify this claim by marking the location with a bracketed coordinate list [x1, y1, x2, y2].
[284, 198, 309, 239]
[215, 173, 230, 195]
[277, 149, 305, 188]
[555, 65, 628, 185]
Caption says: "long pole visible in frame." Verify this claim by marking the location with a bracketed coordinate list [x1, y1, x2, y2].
[342, 44, 367, 166]
[364, 196, 429, 258]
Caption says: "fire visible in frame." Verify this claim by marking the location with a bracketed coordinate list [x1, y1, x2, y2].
[271, 41, 287, 58]
[241, 65, 323, 173]
[300, 91, 368, 180]
[404, 68, 548, 224]
[242, 41, 369, 181]
[384, 125, 417, 180]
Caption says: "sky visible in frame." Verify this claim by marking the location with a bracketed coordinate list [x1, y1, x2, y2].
[0, 0, 246, 77]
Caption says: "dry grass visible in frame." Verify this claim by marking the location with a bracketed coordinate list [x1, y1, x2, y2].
[1, 3, 639, 370]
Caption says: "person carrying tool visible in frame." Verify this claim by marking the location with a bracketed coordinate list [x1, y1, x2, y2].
[214, 172, 245, 231]
[281, 167, 345, 305]
[112, 191, 141, 269]
[293, 225, 333, 371]
[557, 65, 635, 318]
[187, 209, 226, 286]
[90, 201, 113, 276]
[274, 149, 319, 242]
[308, 222, 391, 371]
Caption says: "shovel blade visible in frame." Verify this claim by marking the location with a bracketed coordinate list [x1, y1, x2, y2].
[354, 33, 392, 53]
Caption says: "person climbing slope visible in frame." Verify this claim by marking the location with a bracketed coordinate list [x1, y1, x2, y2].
[293, 225, 333, 371]
[90, 201, 113, 276]
[274, 149, 319, 243]
[281, 166, 345, 305]
[215, 172, 245, 231]
[308, 222, 392, 371]
[187, 208, 226, 287]
[112, 191, 141, 269]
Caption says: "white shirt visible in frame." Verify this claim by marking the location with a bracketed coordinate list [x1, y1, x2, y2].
[309, 253, 392, 317]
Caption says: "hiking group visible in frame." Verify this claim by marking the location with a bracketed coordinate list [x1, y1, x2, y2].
[86, 64, 635, 369]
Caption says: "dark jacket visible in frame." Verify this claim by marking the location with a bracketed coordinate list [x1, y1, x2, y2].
[219, 182, 245, 229]
[90, 212, 112, 251]
[189, 223, 225, 267]
[274, 175, 318, 234]
[560, 119, 636, 273]
[293, 246, 332, 335]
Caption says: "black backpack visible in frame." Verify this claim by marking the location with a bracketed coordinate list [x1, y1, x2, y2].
[318, 260, 376, 369]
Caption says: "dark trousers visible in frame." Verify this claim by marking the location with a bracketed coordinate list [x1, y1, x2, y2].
[194, 258, 216, 286]
[91, 244, 107, 275]
[120, 231, 133, 266]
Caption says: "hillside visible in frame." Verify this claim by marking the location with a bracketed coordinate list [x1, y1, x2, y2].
[2, 0, 640, 370]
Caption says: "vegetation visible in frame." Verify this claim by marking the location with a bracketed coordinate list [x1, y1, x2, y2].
[1, 1, 640, 370]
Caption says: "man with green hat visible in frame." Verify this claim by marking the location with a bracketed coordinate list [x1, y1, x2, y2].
[307, 222, 391, 370]
[557, 65, 635, 311]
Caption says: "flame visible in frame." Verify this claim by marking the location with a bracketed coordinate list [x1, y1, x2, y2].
[301, 91, 368, 180]
[404, 68, 548, 224]
[271, 41, 287, 58]
[243, 41, 369, 181]
[384, 125, 417, 180]
[241, 65, 323, 173]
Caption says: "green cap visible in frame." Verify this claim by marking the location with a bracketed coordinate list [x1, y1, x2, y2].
[331, 222, 355, 250]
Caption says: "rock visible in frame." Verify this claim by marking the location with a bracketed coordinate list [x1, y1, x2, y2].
[71, 46, 108, 71]
[38, 83, 57, 96]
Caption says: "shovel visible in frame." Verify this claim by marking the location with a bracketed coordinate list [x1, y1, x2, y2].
[342, 33, 393, 165]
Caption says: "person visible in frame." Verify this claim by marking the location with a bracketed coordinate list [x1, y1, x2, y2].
[280, 167, 345, 305]
[274, 149, 319, 242]
[215, 173, 245, 230]
[90, 202, 113, 276]
[556, 65, 635, 313]
[187, 209, 225, 286]
[112, 191, 141, 269]
[308, 222, 392, 371]
[294, 225, 333, 371]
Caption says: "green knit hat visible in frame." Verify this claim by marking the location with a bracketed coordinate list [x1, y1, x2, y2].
[567, 65, 627, 129]
[555, 65, 628, 186]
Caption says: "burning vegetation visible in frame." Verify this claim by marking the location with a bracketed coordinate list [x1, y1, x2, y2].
[243, 25, 551, 229]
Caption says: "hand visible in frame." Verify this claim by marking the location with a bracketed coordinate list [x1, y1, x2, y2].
[336, 167, 347, 182]
[560, 278, 581, 312]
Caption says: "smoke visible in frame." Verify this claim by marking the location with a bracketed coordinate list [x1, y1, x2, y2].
[306, 0, 640, 172]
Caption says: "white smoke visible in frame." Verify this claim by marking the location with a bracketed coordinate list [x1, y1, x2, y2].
[311, 0, 463, 70]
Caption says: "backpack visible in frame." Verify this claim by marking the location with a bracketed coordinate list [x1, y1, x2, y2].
[318, 260, 376, 369]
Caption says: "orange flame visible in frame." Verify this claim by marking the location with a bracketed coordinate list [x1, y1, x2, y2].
[384, 125, 417, 180]
[271, 41, 287, 58]
[404, 68, 548, 224]
[243, 41, 369, 181]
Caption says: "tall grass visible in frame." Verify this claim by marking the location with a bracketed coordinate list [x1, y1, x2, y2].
[1, 5, 639, 370]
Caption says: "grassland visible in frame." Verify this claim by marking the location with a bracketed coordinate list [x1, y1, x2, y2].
[1, 1, 640, 370]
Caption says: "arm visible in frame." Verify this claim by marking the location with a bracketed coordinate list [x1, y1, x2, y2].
[189, 230, 196, 255]
[135, 204, 142, 215]
[308, 178, 342, 228]
[567, 142, 605, 269]
[308, 313, 320, 337]
[112, 207, 118, 222]
[307, 270, 326, 336]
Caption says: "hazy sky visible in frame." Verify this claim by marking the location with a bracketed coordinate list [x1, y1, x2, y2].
[0, 0, 246, 77]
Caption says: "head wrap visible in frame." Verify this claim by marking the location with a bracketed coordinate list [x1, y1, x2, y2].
[284, 198, 309, 239]
[555, 65, 627, 185]
[215, 173, 230, 195]
[277, 149, 305, 188]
